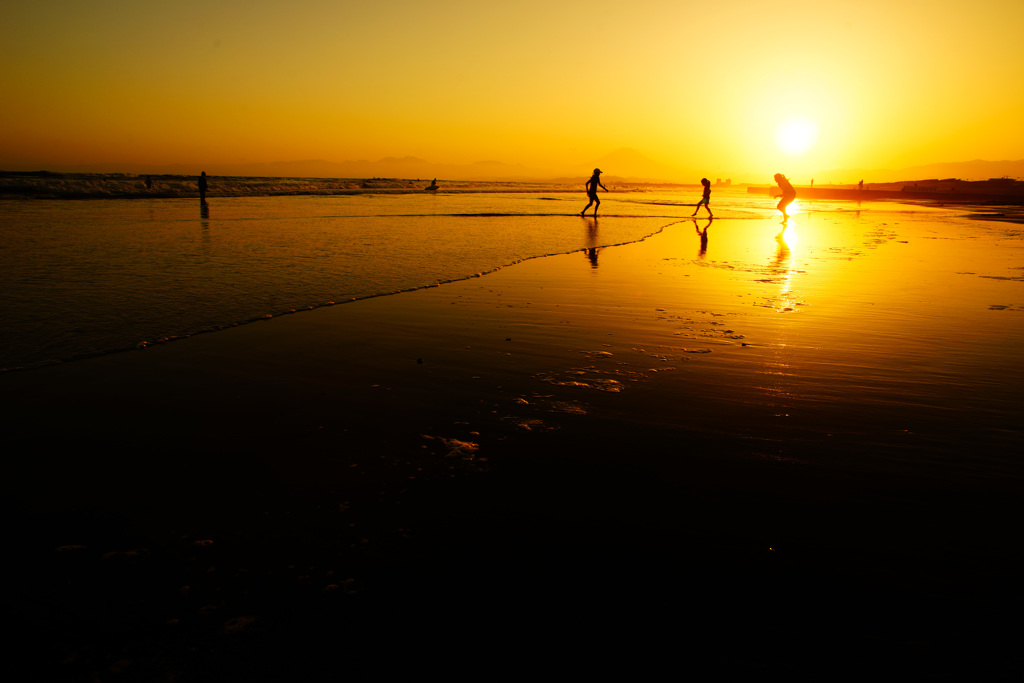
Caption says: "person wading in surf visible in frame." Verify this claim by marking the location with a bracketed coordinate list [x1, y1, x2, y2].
[581, 168, 607, 217]
[692, 177, 713, 217]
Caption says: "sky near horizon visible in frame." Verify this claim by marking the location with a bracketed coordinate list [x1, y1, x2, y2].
[2, 0, 1022, 182]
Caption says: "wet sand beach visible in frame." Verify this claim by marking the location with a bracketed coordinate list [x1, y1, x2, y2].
[3, 205, 1023, 678]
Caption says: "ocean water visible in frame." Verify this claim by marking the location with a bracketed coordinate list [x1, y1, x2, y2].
[5, 188, 1010, 373]
[2, 190, 741, 371]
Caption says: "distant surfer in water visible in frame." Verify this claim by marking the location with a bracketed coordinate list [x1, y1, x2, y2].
[773, 173, 796, 220]
[581, 168, 607, 217]
[692, 177, 713, 217]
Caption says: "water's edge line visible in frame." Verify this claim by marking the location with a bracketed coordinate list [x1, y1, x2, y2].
[1, 220, 685, 375]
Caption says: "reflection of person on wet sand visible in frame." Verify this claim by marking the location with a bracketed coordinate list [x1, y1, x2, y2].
[584, 217, 600, 267]
[693, 217, 711, 258]
[773, 173, 796, 221]
[581, 168, 607, 217]
[773, 230, 791, 270]
[692, 178, 713, 217]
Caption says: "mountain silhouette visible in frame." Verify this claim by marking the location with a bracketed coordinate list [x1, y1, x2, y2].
[591, 148, 683, 182]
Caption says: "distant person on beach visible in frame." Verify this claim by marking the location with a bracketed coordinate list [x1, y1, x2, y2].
[859, 179, 864, 191]
[199, 171, 208, 202]
[773, 173, 796, 220]
[692, 178, 713, 217]
[145, 175, 152, 190]
[581, 168, 607, 217]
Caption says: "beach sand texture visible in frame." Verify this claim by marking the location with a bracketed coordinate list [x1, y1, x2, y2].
[3, 196, 1023, 677]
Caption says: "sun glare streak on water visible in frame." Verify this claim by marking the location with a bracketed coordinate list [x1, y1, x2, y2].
[508, 203, 1024, 476]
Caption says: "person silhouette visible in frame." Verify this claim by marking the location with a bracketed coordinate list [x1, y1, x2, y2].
[581, 168, 607, 217]
[773, 173, 796, 220]
[692, 178, 713, 217]
[199, 171, 208, 202]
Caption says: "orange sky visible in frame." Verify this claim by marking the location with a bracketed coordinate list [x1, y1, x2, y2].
[2, 0, 1022, 182]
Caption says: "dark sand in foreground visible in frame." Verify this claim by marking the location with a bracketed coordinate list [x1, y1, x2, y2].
[3, 213, 1022, 678]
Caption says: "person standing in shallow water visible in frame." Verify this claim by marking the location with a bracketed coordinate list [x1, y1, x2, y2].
[198, 171, 208, 202]
[773, 172, 796, 220]
[581, 168, 607, 217]
[692, 177, 713, 217]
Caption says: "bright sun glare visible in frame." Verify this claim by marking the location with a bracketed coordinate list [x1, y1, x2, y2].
[776, 118, 818, 156]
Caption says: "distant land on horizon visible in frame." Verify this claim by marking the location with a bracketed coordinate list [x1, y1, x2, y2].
[808, 159, 1024, 186]
[7, 151, 1024, 186]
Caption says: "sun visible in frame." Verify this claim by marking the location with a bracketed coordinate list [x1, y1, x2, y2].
[776, 118, 818, 156]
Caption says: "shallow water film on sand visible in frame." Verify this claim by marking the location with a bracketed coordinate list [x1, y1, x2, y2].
[1, 192, 676, 370]
[2, 190, 1021, 377]
[477, 203, 1024, 480]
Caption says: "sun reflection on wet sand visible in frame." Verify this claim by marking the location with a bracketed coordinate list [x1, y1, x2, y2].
[446, 202, 1024, 477]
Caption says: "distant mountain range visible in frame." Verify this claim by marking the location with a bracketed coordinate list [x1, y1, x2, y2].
[13, 151, 1024, 184]
[41, 157, 562, 182]
[24, 148, 689, 183]
[588, 148, 684, 182]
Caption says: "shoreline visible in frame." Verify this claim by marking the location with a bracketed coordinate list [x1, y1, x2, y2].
[4, 213, 1022, 676]
[0, 226, 673, 375]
